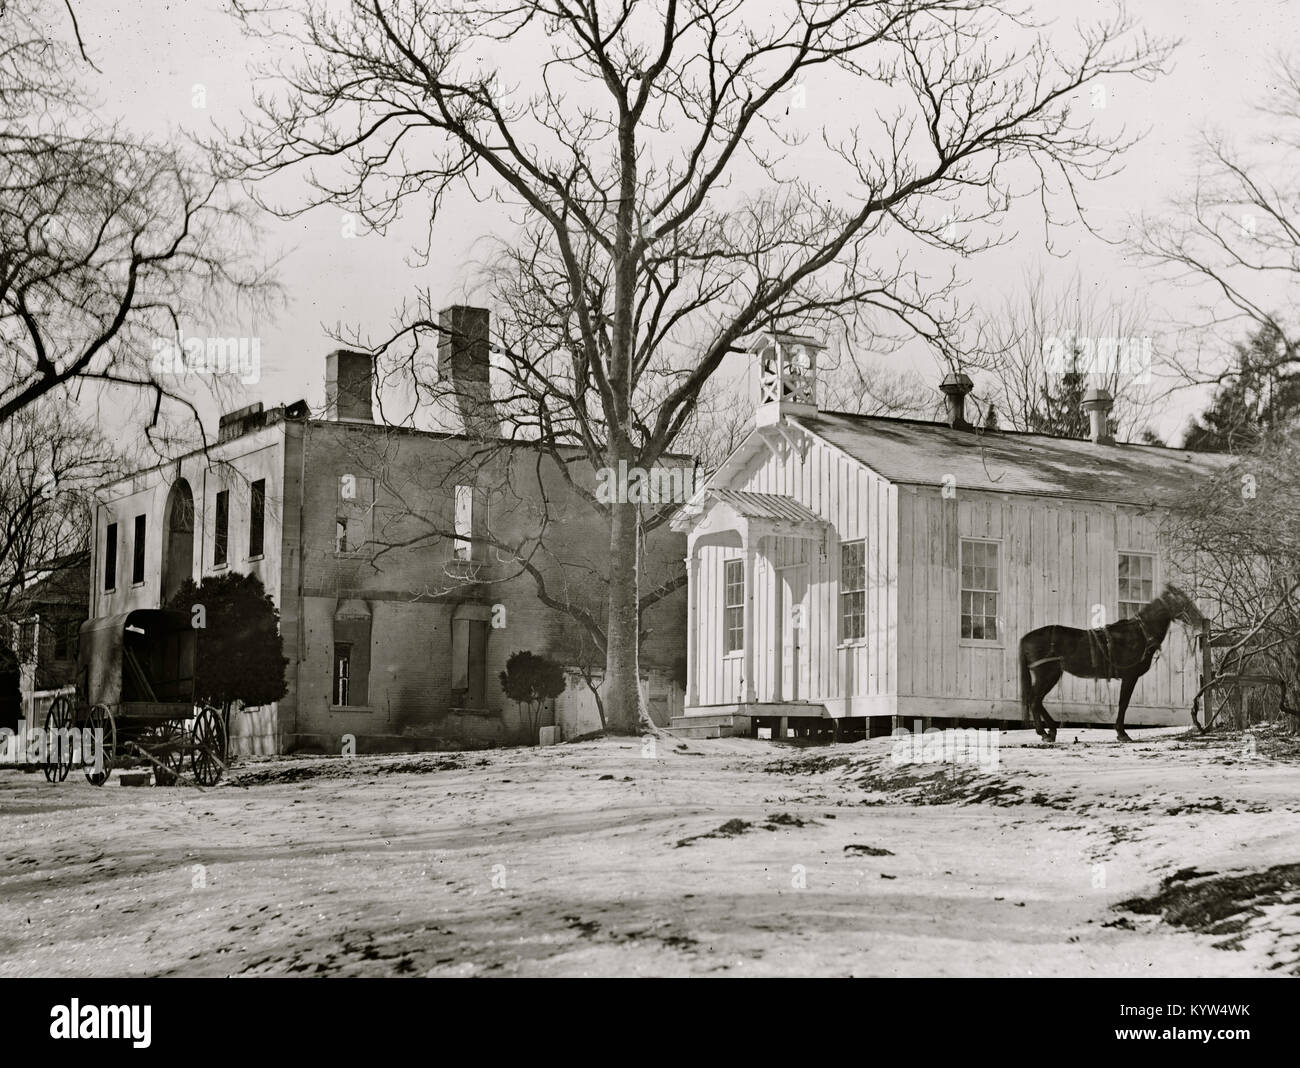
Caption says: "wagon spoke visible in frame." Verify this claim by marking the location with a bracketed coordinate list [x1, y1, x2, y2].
[189, 707, 227, 787]
[81, 704, 116, 787]
[42, 694, 76, 784]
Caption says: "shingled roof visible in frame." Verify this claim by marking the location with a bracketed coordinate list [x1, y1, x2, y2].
[792, 411, 1236, 508]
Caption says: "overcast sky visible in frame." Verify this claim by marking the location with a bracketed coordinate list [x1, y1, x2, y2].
[70, 0, 1300, 445]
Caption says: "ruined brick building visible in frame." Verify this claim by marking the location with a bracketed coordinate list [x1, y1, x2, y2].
[87, 307, 687, 755]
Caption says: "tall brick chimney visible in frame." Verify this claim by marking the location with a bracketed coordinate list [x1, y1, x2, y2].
[325, 350, 374, 423]
[437, 305, 498, 438]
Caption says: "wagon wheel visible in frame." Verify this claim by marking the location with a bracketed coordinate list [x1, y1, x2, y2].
[152, 719, 187, 786]
[80, 703, 116, 786]
[42, 694, 76, 783]
[190, 706, 227, 787]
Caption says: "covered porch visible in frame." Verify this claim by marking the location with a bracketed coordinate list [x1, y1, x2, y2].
[672, 488, 832, 721]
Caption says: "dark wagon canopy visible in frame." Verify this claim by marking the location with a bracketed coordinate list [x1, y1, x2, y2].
[78, 608, 195, 711]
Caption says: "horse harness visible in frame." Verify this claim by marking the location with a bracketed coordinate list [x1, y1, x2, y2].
[1027, 616, 1163, 676]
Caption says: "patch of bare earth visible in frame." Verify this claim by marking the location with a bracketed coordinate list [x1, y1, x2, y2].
[1115, 863, 1300, 973]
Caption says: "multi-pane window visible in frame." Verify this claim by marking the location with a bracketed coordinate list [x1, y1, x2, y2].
[840, 540, 866, 641]
[960, 539, 1000, 641]
[104, 523, 118, 591]
[214, 490, 229, 566]
[249, 479, 265, 558]
[333, 643, 351, 706]
[1118, 552, 1155, 619]
[723, 558, 744, 654]
[132, 515, 146, 584]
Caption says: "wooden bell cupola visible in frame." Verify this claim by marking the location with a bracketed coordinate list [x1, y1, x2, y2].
[752, 331, 823, 426]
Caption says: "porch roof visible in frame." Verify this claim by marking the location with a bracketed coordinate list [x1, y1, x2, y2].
[705, 489, 824, 525]
[674, 487, 829, 545]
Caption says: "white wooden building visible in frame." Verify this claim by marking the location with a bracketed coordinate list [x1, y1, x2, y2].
[670, 335, 1233, 739]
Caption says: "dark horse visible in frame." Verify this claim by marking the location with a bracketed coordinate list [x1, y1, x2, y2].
[1019, 584, 1206, 743]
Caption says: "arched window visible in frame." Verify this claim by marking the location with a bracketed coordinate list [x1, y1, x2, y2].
[161, 479, 195, 603]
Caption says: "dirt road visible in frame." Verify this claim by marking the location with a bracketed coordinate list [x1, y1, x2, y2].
[1, 727, 1297, 976]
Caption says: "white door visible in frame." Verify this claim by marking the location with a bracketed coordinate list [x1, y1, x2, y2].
[780, 566, 809, 701]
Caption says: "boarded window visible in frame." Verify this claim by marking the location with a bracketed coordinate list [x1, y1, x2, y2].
[840, 540, 866, 641]
[249, 479, 265, 558]
[960, 539, 999, 641]
[1118, 552, 1155, 619]
[104, 523, 118, 591]
[454, 485, 473, 560]
[723, 558, 744, 655]
[132, 514, 146, 584]
[214, 490, 229, 566]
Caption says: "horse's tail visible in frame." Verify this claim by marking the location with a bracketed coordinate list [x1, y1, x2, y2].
[1019, 641, 1033, 722]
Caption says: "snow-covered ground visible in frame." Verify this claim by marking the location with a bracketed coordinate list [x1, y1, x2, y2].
[1, 727, 1296, 976]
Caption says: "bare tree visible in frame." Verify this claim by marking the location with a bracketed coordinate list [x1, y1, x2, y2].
[1135, 52, 1300, 399]
[227, 0, 1172, 731]
[0, 402, 118, 623]
[963, 264, 1158, 438]
[818, 347, 933, 420]
[1162, 432, 1300, 734]
[0, 0, 275, 438]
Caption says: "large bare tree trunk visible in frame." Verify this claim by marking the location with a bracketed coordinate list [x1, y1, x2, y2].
[604, 495, 644, 734]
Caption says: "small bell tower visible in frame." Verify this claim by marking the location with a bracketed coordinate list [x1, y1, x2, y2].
[752, 331, 823, 426]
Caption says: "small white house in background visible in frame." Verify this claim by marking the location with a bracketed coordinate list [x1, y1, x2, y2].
[670, 333, 1234, 740]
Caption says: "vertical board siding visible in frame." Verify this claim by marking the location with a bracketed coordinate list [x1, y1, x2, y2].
[897, 489, 1198, 722]
[700, 435, 901, 707]
[691, 432, 1196, 725]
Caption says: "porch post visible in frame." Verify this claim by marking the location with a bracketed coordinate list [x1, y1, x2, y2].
[741, 543, 758, 704]
[685, 548, 700, 708]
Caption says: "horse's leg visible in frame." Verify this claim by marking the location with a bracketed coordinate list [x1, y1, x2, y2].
[1021, 646, 1047, 738]
[1027, 673, 1047, 740]
[1115, 673, 1139, 742]
[1034, 663, 1062, 743]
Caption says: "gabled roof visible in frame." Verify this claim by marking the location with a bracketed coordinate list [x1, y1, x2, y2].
[793, 411, 1236, 508]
